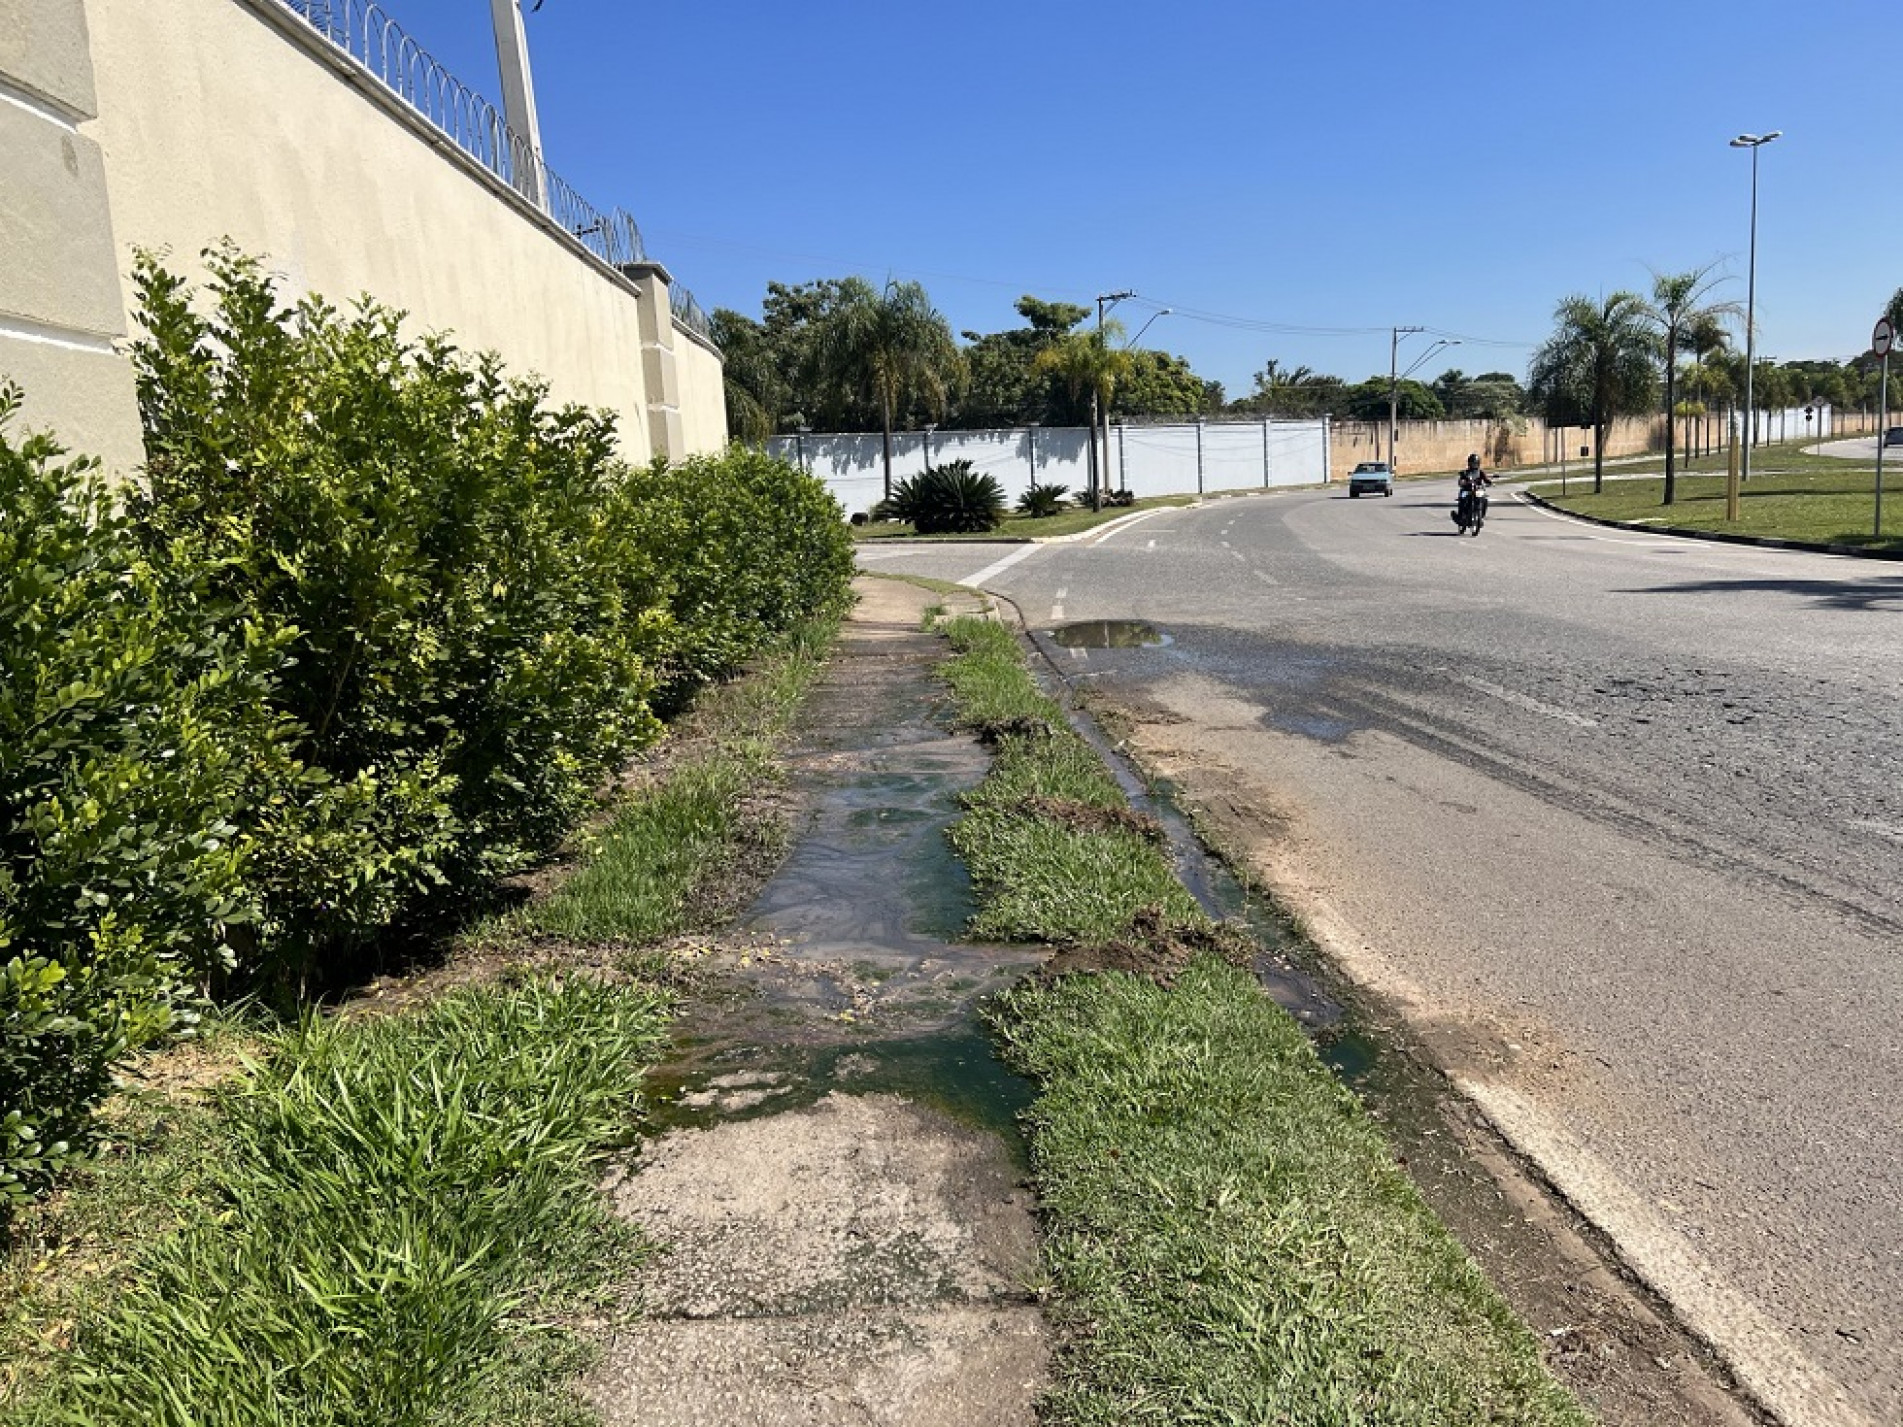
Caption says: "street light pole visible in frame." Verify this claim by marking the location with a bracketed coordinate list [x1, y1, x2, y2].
[1730, 130, 1781, 484]
[1388, 326, 1423, 471]
[1127, 308, 1172, 348]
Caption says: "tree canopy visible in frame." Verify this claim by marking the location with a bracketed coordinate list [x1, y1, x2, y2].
[1528, 292, 1658, 492]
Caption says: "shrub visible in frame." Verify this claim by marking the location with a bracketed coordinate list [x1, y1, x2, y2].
[878, 460, 1006, 534]
[0, 385, 295, 1206]
[1016, 481, 1070, 519]
[610, 444, 855, 713]
[129, 249, 668, 979]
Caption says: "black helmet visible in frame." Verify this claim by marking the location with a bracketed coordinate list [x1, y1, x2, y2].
[1466, 453, 1480, 466]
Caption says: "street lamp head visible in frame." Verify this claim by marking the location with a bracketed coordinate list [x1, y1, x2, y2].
[1731, 131, 1782, 148]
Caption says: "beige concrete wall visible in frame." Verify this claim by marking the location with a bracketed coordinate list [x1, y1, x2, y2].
[0, 0, 144, 472]
[1331, 414, 1667, 477]
[677, 324, 729, 456]
[83, 0, 726, 464]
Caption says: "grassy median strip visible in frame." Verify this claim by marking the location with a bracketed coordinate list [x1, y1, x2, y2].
[935, 614, 1587, 1426]
[1528, 442, 1903, 551]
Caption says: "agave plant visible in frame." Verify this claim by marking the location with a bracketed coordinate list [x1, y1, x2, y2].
[1015, 481, 1070, 519]
[878, 460, 1005, 534]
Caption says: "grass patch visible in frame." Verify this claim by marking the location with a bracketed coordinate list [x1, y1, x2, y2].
[937, 618, 1198, 943]
[933, 615, 1584, 1424]
[990, 962, 1588, 1426]
[509, 615, 837, 944]
[4, 976, 672, 1426]
[855, 494, 1196, 542]
[1527, 441, 1903, 551]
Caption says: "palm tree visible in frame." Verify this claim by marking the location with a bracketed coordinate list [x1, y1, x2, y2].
[1646, 266, 1741, 504]
[1527, 292, 1657, 494]
[709, 308, 783, 445]
[816, 279, 965, 499]
[1035, 328, 1133, 508]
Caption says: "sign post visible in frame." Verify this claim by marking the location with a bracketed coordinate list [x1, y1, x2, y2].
[1874, 318, 1893, 538]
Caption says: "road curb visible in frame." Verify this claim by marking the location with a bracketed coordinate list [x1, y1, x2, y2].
[1515, 490, 1903, 561]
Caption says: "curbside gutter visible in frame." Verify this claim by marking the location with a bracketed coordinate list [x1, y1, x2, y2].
[1515, 488, 1903, 562]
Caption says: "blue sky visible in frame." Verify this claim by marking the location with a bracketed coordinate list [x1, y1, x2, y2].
[368, 0, 1896, 398]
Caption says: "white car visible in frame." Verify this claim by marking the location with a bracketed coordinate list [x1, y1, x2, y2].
[1348, 461, 1394, 497]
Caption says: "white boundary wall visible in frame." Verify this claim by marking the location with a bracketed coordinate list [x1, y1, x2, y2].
[773, 418, 1330, 519]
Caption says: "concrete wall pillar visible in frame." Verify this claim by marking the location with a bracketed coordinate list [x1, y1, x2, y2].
[624, 262, 685, 462]
[0, 0, 143, 473]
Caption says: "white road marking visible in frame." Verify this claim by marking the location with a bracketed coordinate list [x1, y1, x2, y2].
[1459, 675, 1598, 727]
[1231, 550, 1247, 563]
[1054, 587, 1069, 601]
[1146, 539, 1156, 550]
[961, 543, 1041, 587]
[1091, 509, 1173, 545]
[1464, 1080, 1879, 1427]
[1252, 568, 1279, 586]
[1050, 604, 1065, 621]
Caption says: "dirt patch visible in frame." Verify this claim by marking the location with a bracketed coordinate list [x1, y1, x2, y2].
[1015, 794, 1165, 844]
[1037, 905, 1256, 986]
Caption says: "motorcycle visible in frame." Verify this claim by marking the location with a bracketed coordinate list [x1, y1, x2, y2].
[1451, 479, 1489, 535]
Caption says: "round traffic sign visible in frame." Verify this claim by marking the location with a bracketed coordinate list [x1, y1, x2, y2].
[1876, 317, 1895, 358]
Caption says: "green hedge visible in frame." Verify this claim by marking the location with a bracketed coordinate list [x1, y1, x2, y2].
[0, 386, 299, 1204]
[0, 250, 854, 1208]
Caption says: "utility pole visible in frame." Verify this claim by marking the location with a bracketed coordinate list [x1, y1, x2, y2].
[1389, 326, 1422, 472]
[1093, 290, 1134, 508]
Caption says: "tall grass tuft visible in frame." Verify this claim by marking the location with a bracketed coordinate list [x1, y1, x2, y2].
[23, 977, 670, 1426]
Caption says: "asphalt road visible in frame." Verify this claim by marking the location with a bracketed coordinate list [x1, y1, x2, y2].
[859, 483, 1903, 1427]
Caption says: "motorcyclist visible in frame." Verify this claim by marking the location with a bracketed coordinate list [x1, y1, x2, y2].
[1454, 453, 1492, 529]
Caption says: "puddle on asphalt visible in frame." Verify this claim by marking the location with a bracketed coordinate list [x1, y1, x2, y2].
[1048, 619, 1173, 649]
[1274, 712, 1357, 743]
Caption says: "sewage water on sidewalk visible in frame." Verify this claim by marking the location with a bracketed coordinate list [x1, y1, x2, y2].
[646, 618, 1046, 1147]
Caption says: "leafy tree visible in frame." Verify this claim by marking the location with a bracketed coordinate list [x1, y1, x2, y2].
[1036, 328, 1133, 507]
[1645, 266, 1740, 504]
[1432, 369, 1525, 420]
[950, 295, 1099, 428]
[709, 307, 785, 444]
[815, 279, 965, 499]
[1232, 360, 1345, 418]
[1115, 350, 1213, 418]
[1341, 378, 1443, 422]
[1527, 292, 1657, 492]
[1885, 287, 1903, 335]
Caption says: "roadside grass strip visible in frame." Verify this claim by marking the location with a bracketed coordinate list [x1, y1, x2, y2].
[990, 965, 1587, 1426]
[9, 977, 672, 1426]
[1528, 445, 1903, 551]
[515, 616, 836, 944]
[935, 614, 1586, 1425]
[938, 619, 1199, 944]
